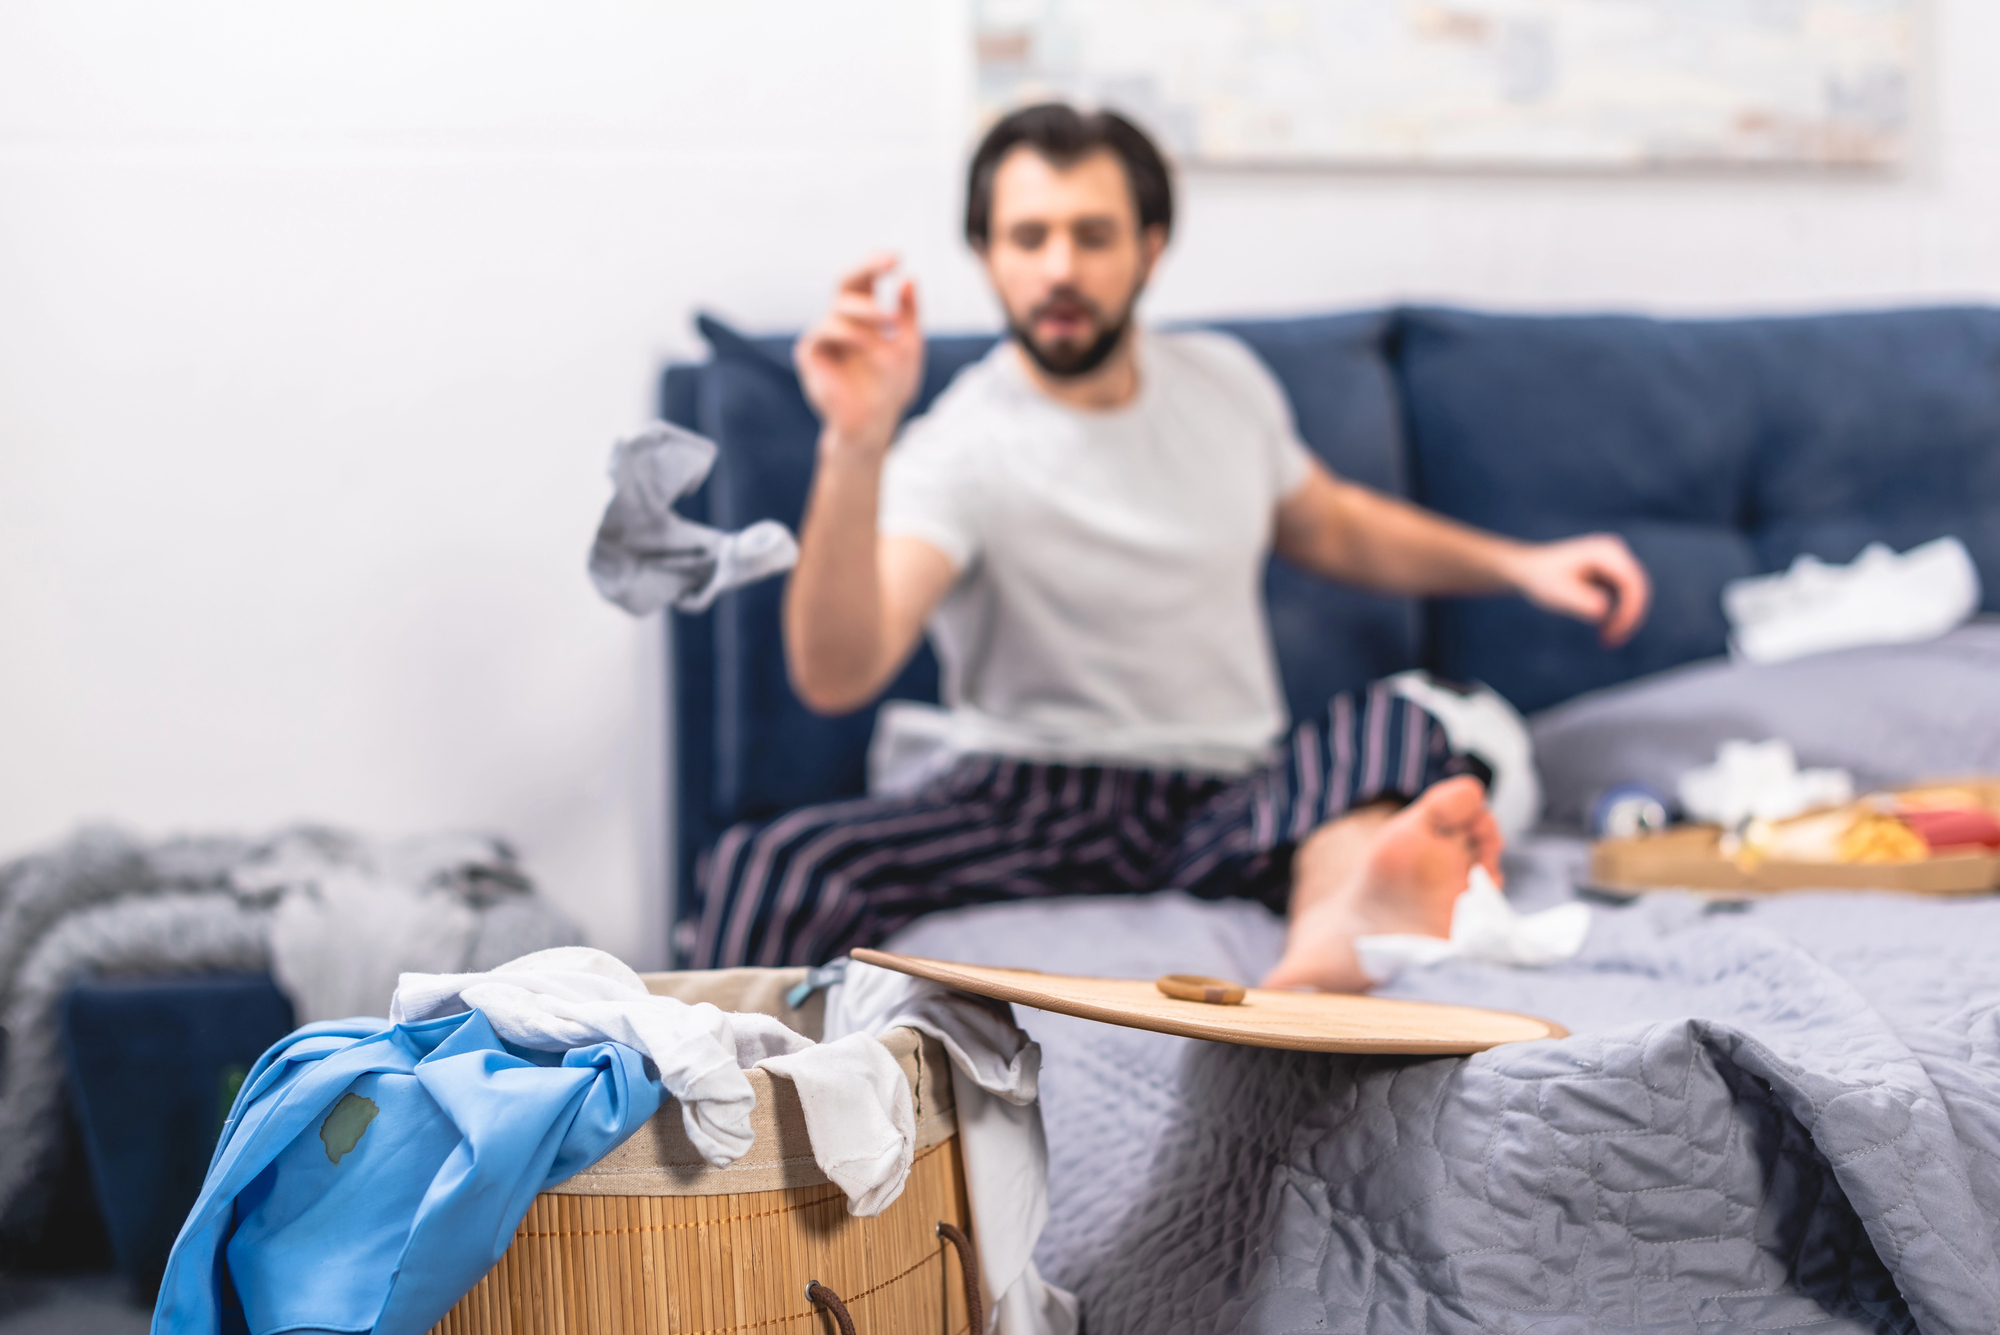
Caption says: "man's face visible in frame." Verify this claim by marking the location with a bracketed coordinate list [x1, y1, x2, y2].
[980, 146, 1166, 379]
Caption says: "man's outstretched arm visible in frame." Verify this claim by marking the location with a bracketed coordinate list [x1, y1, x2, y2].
[785, 257, 959, 715]
[1273, 460, 1652, 646]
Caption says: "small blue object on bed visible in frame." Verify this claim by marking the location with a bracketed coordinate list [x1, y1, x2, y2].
[660, 303, 2000, 1331]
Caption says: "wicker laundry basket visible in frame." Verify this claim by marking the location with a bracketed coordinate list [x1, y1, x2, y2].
[430, 967, 976, 1335]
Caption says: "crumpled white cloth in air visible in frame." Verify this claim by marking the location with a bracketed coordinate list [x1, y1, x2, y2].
[588, 421, 798, 615]
[1724, 535, 1981, 665]
[824, 961, 1079, 1335]
[1354, 867, 1592, 985]
[1677, 737, 1854, 828]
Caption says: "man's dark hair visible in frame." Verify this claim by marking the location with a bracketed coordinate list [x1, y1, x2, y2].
[964, 103, 1174, 248]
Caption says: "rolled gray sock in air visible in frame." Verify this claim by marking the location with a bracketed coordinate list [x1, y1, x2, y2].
[588, 421, 799, 615]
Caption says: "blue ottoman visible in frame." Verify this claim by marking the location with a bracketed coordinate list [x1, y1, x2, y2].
[59, 974, 295, 1295]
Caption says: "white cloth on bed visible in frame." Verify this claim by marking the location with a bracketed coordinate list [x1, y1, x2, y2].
[1676, 737, 1854, 828]
[825, 960, 1079, 1335]
[1354, 866, 1591, 984]
[1723, 534, 1981, 664]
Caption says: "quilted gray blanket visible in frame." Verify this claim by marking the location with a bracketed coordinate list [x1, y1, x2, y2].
[886, 837, 2000, 1335]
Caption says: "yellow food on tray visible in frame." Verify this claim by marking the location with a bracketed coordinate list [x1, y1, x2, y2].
[1752, 804, 1931, 866]
[1836, 812, 1931, 864]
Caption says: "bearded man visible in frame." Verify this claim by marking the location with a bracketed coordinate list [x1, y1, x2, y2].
[691, 103, 1650, 990]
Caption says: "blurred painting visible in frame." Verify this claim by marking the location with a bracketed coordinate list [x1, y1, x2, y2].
[975, 0, 1911, 168]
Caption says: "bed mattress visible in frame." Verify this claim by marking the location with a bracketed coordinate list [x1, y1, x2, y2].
[885, 834, 2000, 1335]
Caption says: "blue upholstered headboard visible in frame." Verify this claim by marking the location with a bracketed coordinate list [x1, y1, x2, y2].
[661, 305, 2000, 944]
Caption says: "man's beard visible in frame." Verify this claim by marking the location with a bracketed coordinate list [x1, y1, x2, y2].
[1006, 284, 1139, 380]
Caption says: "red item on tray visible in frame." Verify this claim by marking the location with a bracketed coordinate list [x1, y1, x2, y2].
[1898, 807, 2000, 851]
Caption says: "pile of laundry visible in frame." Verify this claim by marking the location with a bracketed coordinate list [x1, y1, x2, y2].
[154, 950, 1074, 1335]
[0, 823, 581, 1250]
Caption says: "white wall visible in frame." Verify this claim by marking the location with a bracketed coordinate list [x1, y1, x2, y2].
[3, 1, 1995, 965]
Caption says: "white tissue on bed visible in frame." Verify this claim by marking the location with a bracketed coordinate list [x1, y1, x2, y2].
[1354, 867, 1591, 984]
[1723, 536, 1980, 665]
[1677, 738, 1853, 828]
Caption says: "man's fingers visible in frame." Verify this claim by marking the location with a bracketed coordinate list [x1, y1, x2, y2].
[893, 278, 920, 337]
[803, 307, 889, 358]
[795, 323, 870, 378]
[833, 292, 890, 325]
[830, 308, 891, 344]
[1597, 559, 1651, 647]
[1583, 538, 1651, 647]
[1522, 537, 1653, 647]
[1564, 578, 1612, 623]
[836, 253, 900, 297]
[798, 322, 861, 358]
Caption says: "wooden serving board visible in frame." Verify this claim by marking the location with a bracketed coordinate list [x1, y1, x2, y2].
[851, 949, 1567, 1055]
[1591, 824, 2000, 897]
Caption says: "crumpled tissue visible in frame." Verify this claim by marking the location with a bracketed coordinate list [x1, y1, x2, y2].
[1354, 867, 1592, 984]
[1724, 535, 1980, 665]
[588, 421, 798, 615]
[1677, 738, 1853, 828]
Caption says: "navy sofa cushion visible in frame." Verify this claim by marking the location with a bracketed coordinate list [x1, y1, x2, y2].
[61, 973, 296, 1295]
[1207, 313, 1423, 724]
[1398, 306, 2000, 713]
[1739, 308, 2000, 581]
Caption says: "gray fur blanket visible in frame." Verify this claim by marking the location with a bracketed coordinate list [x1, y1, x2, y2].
[0, 825, 580, 1248]
[888, 839, 2000, 1334]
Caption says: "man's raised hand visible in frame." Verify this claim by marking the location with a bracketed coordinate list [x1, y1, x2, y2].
[793, 255, 925, 456]
[1505, 533, 1652, 648]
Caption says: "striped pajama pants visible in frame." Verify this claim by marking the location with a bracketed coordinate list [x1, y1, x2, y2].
[688, 681, 1465, 969]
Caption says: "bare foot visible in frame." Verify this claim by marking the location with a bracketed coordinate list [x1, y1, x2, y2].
[1261, 776, 1504, 993]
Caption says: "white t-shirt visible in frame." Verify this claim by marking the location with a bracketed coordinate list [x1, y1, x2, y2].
[879, 329, 1315, 774]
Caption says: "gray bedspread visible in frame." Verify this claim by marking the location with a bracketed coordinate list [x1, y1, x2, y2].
[885, 837, 2000, 1334]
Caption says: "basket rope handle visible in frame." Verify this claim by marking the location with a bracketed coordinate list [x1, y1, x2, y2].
[936, 1221, 983, 1335]
[805, 1280, 856, 1335]
[804, 1222, 979, 1335]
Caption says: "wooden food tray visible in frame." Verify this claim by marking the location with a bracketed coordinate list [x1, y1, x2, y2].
[1591, 779, 2000, 897]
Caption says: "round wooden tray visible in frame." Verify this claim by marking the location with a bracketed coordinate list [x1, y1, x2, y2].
[851, 950, 1567, 1054]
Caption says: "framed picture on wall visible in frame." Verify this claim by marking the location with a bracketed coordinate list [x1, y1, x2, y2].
[975, 0, 1912, 169]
